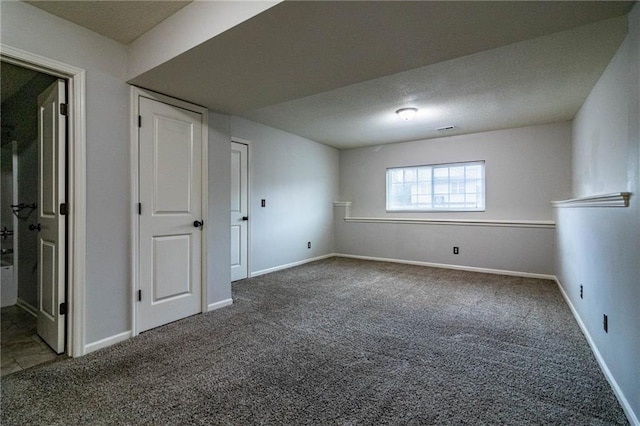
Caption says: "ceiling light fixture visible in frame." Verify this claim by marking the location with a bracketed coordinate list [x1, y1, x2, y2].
[396, 107, 418, 121]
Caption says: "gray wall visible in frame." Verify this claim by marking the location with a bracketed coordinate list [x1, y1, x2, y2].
[2, 1, 131, 345]
[556, 5, 639, 422]
[337, 123, 572, 275]
[207, 112, 232, 304]
[231, 117, 339, 274]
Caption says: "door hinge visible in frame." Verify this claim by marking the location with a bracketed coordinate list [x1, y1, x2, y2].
[138, 203, 142, 215]
[60, 203, 68, 216]
[138, 115, 142, 128]
[137, 290, 142, 302]
[59, 302, 67, 315]
[60, 103, 68, 116]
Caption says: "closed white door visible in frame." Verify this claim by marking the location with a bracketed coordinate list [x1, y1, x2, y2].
[230, 142, 248, 281]
[36, 79, 66, 354]
[138, 97, 203, 333]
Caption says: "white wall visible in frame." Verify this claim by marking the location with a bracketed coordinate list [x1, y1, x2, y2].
[1, 1, 131, 345]
[337, 123, 571, 275]
[556, 5, 639, 423]
[230, 117, 339, 275]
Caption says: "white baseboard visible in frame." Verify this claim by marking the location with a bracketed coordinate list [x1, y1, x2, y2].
[334, 253, 556, 281]
[16, 298, 38, 317]
[84, 330, 132, 355]
[251, 254, 336, 278]
[84, 300, 233, 355]
[553, 278, 639, 426]
[207, 298, 233, 312]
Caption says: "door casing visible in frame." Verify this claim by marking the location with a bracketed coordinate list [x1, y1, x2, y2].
[130, 87, 209, 336]
[230, 138, 251, 281]
[1, 43, 87, 357]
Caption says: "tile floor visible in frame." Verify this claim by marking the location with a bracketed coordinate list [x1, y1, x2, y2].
[1, 305, 63, 376]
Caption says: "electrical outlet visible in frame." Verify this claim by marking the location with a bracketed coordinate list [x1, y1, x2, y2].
[307, 241, 311, 249]
[603, 314, 608, 333]
[580, 284, 583, 299]
[261, 199, 266, 207]
[453, 247, 459, 255]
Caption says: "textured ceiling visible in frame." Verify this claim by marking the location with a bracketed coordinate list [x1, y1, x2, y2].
[242, 17, 627, 149]
[128, 1, 635, 148]
[17, 1, 637, 149]
[23, 0, 192, 44]
[131, 1, 634, 113]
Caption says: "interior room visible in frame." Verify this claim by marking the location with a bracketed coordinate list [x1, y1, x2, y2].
[1, 1, 638, 424]
[1, 62, 61, 374]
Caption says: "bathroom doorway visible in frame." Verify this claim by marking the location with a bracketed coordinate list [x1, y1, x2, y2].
[1, 61, 65, 375]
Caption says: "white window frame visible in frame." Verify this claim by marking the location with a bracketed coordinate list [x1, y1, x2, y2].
[386, 160, 485, 212]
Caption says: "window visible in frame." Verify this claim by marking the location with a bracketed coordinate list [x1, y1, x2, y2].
[386, 161, 485, 211]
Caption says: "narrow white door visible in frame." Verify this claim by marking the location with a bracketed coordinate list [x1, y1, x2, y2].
[230, 142, 248, 281]
[138, 97, 203, 333]
[37, 80, 66, 354]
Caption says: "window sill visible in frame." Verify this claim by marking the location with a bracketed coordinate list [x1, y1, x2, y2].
[386, 209, 485, 213]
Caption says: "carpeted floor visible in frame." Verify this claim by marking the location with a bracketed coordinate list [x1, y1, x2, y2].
[0, 257, 628, 425]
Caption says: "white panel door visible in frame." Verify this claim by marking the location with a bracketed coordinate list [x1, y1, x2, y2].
[36, 80, 66, 354]
[230, 142, 248, 281]
[138, 97, 203, 333]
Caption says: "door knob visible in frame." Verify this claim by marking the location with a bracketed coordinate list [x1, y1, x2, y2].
[242, 216, 249, 221]
[193, 220, 204, 228]
[29, 223, 42, 231]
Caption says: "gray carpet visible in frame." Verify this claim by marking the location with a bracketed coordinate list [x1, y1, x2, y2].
[1, 257, 628, 425]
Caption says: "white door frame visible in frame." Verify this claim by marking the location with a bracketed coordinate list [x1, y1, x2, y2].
[130, 87, 209, 336]
[1, 44, 87, 357]
[231, 137, 251, 279]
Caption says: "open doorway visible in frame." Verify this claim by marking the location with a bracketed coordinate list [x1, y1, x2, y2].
[1, 61, 66, 375]
[1, 45, 87, 361]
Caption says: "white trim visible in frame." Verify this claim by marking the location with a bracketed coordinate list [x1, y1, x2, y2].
[553, 277, 639, 426]
[16, 298, 38, 318]
[130, 87, 209, 336]
[552, 192, 631, 208]
[332, 201, 352, 208]
[230, 136, 252, 145]
[334, 254, 556, 280]
[207, 298, 233, 312]
[334, 201, 554, 229]
[343, 217, 555, 229]
[1, 43, 87, 358]
[129, 88, 140, 337]
[251, 254, 336, 277]
[201, 105, 209, 316]
[84, 331, 132, 355]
